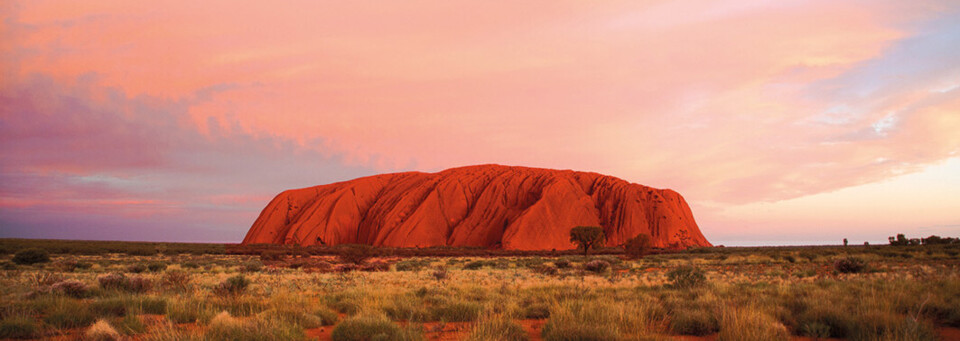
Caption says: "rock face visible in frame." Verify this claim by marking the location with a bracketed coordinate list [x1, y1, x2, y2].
[242, 165, 711, 250]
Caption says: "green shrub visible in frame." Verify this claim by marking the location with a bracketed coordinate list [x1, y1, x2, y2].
[0, 315, 39, 339]
[331, 314, 422, 341]
[395, 259, 427, 271]
[430, 300, 481, 322]
[243, 260, 263, 272]
[137, 296, 168, 315]
[12, 248, 49, 265]
[213, 274, 250, 297]
[42, 298, 95, 329]
[383, 296, 430, 322]
[468, 315, 528, 341]
[667, 266, 706, 288]
[90, 297, 128, 317]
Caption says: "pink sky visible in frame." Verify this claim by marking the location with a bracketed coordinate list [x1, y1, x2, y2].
[2, 1, 958, 245]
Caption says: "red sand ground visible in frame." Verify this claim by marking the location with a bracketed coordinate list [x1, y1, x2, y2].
[243, 164, 711, 250]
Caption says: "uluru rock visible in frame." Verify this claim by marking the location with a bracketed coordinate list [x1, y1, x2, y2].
[242, 165, 711, 250]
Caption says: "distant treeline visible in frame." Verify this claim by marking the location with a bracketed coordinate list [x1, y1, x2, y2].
[888, 234, 959, 246]
[0, 238, 226, 256]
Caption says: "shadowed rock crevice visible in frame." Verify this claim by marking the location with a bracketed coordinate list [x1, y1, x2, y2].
[243, 164, 711, 250]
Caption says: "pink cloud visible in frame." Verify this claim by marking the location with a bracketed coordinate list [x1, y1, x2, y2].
[2, 1, 959, 243]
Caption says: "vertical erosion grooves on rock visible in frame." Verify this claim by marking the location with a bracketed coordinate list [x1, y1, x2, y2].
[241, 164, 711, 250]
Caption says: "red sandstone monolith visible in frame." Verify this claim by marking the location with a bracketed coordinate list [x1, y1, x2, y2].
[242, 165, 711, 250]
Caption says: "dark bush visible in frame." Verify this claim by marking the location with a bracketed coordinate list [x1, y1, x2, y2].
[395, 259, 428, 271]
[260, 250, 284, 262]
[147, 262, 167, 272]
[125, 247, 157, 256]
[834, 257, 867, 274]
[97, 273, 126, 290]
[464, 260, 488, 270]
[624, 234, 653, 259]
[50, 280, 89, 298]
[242, 260, 263, 272]
[335, 264, 361, 273]
[583, 260, 610, 274]
[337, 245, 375, 265]
[126, 264, 147, 273]
[0, 315, 39, 339]
[535, 265, 559, 276]
[667, 266, 706, 288]
[123, 276, 153, 293]
[361, 261, 390, 272]
[12, 248, 49, 265]
[553, 259, 571, 269]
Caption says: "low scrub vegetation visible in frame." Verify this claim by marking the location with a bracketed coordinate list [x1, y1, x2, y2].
[0, 239, 957, 340]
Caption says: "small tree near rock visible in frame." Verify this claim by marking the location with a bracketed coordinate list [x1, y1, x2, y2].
[569, 226, 605, 256]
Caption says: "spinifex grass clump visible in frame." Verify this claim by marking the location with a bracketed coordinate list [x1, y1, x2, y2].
[717, 306, 789, 341]
[667, 265, 706, 288]
[85, 319, 121, 341]
[468, 315, 528, 341]
[331, 314, 422, 341]
[430, 299, 482, 322]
